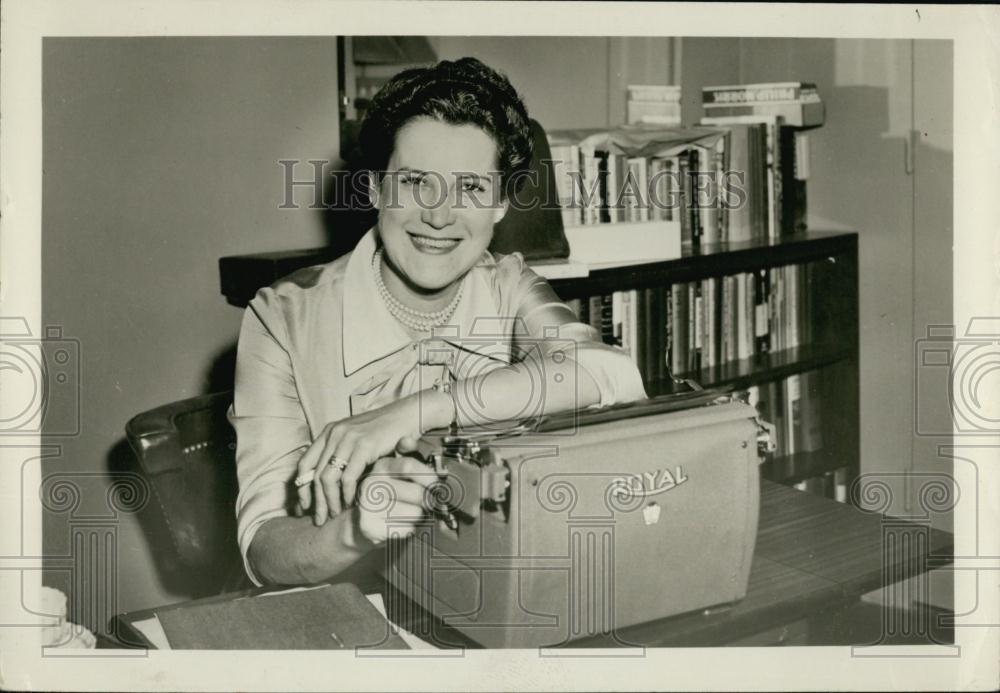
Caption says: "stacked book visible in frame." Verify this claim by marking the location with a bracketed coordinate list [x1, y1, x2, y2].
[547, 127, 728, 249]
[626, 84, 682, 126]
[700, 81, 823, 240]
[701, 81, 824, 129]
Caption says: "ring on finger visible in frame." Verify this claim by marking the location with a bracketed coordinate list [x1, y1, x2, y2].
[329, 456, 348, 472]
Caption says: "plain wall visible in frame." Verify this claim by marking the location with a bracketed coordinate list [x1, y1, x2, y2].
[42, 37, 340, 628]
[428, 36, 675, 130]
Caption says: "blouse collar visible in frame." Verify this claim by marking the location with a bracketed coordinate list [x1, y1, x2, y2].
[341, 228, 509, 377]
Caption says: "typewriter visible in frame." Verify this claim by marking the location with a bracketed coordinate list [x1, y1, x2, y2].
[385, 388, 774, 648]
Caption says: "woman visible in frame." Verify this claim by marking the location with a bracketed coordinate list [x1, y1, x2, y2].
[231, 57, 646, 587]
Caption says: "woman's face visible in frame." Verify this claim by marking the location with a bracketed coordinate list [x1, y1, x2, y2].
[373, 117, 508, 293]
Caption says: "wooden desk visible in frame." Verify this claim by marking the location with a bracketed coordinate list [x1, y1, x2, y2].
[110, 480, 952, 649]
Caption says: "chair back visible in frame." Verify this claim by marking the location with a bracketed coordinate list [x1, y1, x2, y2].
[125, 391, 241, 589]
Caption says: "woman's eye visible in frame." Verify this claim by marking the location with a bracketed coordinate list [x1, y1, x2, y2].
[462, 180, 485, 193]
[401, 174, 426, 186]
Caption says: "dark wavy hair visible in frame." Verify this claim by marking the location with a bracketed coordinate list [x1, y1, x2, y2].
[359, 57, 533, 199]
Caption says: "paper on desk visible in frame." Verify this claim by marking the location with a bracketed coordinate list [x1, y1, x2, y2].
[130, 614, 171, 650]
[365, 593, 434, 650]
[129, 588, 434, 650]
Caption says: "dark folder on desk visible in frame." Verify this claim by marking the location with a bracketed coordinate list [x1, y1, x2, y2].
[155, 583, 408, 650]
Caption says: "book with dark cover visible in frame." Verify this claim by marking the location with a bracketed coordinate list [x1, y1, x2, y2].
[779, 127, 808, 235]
[600, 293, 615, 346]
[642, 287, 657, 385]
[670, 282, 688, 377]
[678, 153, 692, 245]
[754, 268, 770, 354]
[156, 582, 408, 650]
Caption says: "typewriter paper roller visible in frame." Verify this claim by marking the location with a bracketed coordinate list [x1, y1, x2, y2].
[386, 400, 761, 649]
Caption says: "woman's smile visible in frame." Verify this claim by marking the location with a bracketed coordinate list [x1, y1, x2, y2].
[406, 231, 463, 254]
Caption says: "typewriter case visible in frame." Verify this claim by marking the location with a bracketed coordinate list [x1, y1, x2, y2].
[386, 393, 763, 649]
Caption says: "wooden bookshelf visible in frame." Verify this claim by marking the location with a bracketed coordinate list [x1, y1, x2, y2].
[545, 230, 860, 494]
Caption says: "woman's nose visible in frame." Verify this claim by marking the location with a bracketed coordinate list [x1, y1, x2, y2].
[421, 187, 457, 229]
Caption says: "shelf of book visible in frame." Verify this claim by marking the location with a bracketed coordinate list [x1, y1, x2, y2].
[548, 230, 855, 299]
[550, 228, 859, 506]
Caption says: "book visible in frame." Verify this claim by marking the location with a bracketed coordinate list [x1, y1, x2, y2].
[605, 152, 628, 223]
[702, 82, 818, 105]
[612, 291, 624, 347]
[670, 282, 688, 377]
[702, 100, 825, 128]
[625, 157, 650, 222]
[689, 281, 701, 373]
[627, 84, 682, 126]
[580, 149, 603, 225]
[643, 287, 657, 384]
[648, 157, 670, 222]
[678, 152, 692, 245]
[660, 285, 671, 382]
[628, 84, 683, 102]
[600, 293, 615, 346]
[753, 268, 770, 354]
[154, 582, 408, 650]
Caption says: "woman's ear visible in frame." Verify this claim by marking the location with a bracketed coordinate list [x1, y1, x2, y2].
[367, 172, 380, 209]
[492, 198, 510, 225]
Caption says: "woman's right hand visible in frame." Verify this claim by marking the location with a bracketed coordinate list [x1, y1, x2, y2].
[295, 451, 440, 544]
[352, 455, 440, 545]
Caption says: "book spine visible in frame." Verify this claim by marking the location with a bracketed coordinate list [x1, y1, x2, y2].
[690, 281, 701, 373]
[648, 158, 668, 222]
[597, 151, 611, 224]
[754, 269, 770, 354]
[612, 291, 624, 347]
[678, 153, 692, 245]
[722, 275, 735, 364]
[643, 287, 657, 385]
[736, 272, 749, 360]
[578, 295, 590, 326]
[702, 83, 817, 105]
[581, 150, 602, 225]
[621, 290, 634, 362]
[662, 285, 672, 382]
[690, 149, 703, 245]
[671, 283, 687, 376]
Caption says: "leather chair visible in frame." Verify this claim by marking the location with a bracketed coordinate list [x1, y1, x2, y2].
[125, 391, 246, 595]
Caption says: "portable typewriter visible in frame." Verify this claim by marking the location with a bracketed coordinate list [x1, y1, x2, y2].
[386, 387, 774, 648]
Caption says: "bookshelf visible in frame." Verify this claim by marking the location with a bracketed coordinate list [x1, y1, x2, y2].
[547, 229, 859, 496]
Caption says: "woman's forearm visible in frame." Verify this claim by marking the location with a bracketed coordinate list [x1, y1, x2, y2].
[451, 353, 601, 428]
[247, 509, 374, 585]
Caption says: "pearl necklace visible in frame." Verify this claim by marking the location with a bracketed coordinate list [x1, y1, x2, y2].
[372, 248, 464, 333]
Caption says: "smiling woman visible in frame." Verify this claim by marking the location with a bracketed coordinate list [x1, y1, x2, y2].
[230, 57, 647, 587]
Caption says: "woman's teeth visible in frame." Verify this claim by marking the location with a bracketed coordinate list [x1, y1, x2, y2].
[409, 234, 460, 251]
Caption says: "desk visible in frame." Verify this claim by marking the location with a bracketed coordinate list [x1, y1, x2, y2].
[110, 480, 952, 649]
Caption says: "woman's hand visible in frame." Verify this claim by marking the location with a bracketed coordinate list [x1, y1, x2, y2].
[295, 389, 454, 525]
[353, 455, 440, 545]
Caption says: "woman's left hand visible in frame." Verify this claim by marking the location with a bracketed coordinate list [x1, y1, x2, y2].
[295, 390, 452, 524]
